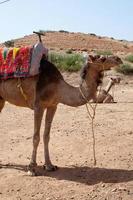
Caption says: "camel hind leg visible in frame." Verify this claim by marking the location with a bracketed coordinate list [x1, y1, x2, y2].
[0, 97, 5, 112]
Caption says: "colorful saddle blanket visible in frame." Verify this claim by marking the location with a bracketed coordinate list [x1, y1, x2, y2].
[0, 43, 48, 80]
[0, 47, 32, 80]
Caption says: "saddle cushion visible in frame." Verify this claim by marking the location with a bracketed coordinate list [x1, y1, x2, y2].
[0, 43, 48, 80]
[0, 47, 32, 80]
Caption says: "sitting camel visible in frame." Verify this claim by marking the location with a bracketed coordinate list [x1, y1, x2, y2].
[0, 54, 122, 174]
[93, 77, 121, 103]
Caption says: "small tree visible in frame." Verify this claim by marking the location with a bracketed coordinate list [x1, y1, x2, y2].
[4, 40, 14, 47]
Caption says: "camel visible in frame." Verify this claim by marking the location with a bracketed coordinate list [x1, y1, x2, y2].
[93, 77, 121, 103]
[0, 54, 122, 174]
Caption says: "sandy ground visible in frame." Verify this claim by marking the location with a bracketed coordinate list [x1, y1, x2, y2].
[0, 72, 133, 200]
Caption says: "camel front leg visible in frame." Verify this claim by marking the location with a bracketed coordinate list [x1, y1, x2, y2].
[0, 98, 5, 112]
[29, 104, 44, 171]
[43, 106, 57, 171]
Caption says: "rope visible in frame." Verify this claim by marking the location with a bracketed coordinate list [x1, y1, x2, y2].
[79, 84, 103, 166]
[111, 84, 115, 100]
[79, 87, 96, 119]
[17, 78, 28, 103]
[79, 65, 104, 166]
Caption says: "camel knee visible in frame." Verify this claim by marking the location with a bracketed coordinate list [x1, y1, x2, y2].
[33, 133, 40, 147]
[103, 94, 114, 103]
[44, 122, 52, 141]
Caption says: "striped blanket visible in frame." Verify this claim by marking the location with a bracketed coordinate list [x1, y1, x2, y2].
[0, 47, 32, 80]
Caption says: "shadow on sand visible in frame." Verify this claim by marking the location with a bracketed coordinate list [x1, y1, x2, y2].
[0, 163, 133, 185]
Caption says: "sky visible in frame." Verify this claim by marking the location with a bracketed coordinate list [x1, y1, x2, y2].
[0, 0, 133, 42]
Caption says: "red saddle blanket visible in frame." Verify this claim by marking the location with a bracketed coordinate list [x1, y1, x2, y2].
[0, 46, 32, 80]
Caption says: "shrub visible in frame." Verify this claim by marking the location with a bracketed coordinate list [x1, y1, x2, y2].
[96, 50, 113, 56]
[39, 30, 56, 33]
[89, 33, 96, 36]
[59, 30, 69, 33]
[4, 40, 14, 47]
[116, 63, 133, 75]
[125, 54, 133, 63]
[66, 49, 73, 54]
[49, 52, 84, 72]
[39, 30, 46, 33]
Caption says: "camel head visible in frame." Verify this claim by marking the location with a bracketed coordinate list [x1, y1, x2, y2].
[87, 55, 123, 71]
[80, 55, 122, 87]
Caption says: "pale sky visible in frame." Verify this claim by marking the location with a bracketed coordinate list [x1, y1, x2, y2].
[0, 0, 133, 42]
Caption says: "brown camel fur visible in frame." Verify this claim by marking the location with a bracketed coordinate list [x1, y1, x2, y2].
[0, 55, 122, 174]
[93, 77, 121, 103]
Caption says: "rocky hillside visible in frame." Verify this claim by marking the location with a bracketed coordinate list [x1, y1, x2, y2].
[1, 31, 133, 54]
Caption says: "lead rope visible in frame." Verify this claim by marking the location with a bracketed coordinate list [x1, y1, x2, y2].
[79, 86, 97, 165]
[79, 66, 104, 166]
[111, 83, 115, 101]
[17, 78, 30, 107]
[17, 78, 27, 100]
[79, 85, 103, 166]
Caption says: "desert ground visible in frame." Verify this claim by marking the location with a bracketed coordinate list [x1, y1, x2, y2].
[0, 71, 133, 200]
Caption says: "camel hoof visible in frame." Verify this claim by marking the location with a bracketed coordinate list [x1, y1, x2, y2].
[43, 164, 58, 171]
[27, 162, 37, 176]
[28, 162, 37, 168]
[27, 170, 36, 176]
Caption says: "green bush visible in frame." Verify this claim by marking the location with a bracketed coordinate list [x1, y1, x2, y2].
[39, 30, 46, 33]
[49, 52, 84, 72]
[89, 33, 96, 36]
[125, 54, 133, 63]
[66, 49, 73, 54]
[4, 40, 14, 47]
[95, 50, 113, 56]
[116, 63, 133, 75]
[59, 30, 69, 33]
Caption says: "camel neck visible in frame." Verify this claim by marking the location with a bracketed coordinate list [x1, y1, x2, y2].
[58, 79, 96, 107]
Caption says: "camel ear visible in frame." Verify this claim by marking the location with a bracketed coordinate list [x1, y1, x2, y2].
[94, 55, 100, 59]
[88, 54, 102, 62]
[88, 55, 95, 62]
[100, 56, 106, 62]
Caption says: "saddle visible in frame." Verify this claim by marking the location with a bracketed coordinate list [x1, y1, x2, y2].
[0, 46, 32, 79]
[0, 42, 48, 80]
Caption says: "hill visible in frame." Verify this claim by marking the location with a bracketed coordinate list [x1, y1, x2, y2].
[1, 31, 133, 54]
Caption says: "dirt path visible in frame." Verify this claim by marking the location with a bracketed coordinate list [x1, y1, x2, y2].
[0, 73, 133, 200]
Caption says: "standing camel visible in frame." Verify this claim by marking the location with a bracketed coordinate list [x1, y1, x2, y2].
[0, 55, 122, 174]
